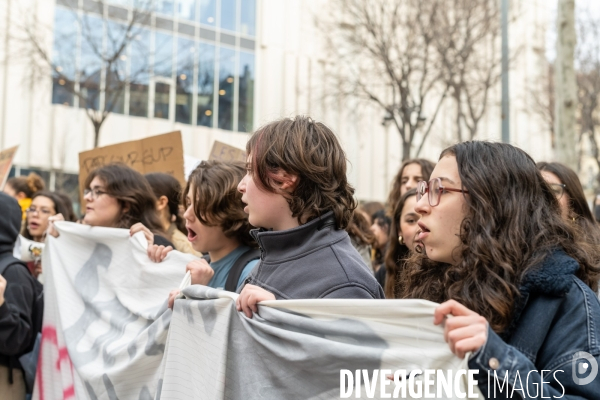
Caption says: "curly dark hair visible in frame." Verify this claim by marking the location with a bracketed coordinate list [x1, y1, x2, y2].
[246, 116, 356, 229]
[384, 188, 417, 299]
[184, 160, 257, 248]
[346, 209, 376, 247]
[399, 141, 600, 333]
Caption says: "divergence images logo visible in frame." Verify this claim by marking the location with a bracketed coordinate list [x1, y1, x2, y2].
[572, 351, 598, 386]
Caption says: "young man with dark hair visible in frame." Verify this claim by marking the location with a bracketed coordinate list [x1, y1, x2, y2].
[142, 161, 260, 305]
[236, 116, 384, 317]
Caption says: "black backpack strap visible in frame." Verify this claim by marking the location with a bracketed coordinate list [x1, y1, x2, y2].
[224, 248, 261, 292]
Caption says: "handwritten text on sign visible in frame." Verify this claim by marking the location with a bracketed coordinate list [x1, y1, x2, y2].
[78, 132, 185, 201]
[208, 141, 246, 163]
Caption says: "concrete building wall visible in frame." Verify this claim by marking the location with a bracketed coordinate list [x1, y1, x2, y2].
[0, 0, 553, 202]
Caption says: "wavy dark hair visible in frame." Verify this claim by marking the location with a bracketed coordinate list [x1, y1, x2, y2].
[84, 163, 165, 233]
[246, 116, 356, 229]
[346, 209, 376, 247]
[23, 191, 72, 240]
[145, 173, 186, 234]
[537, 162, 597, 225]
[384, 189, 417, 299]
[54, 192, 77, 222]
[184, 160, 257, 248]
[537, 161, 600, 272]
[399, 141, 600, 333]
[387, 159, 435, 213]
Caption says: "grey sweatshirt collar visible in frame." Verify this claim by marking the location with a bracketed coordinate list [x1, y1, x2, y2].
[250, 211, 342, 262]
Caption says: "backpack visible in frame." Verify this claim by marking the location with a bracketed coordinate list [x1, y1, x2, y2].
[202, 248, 261, 292]
[0, 256, 44, 394]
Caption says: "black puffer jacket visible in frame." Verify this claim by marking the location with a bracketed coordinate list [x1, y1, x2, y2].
[0, 192, 39, 368]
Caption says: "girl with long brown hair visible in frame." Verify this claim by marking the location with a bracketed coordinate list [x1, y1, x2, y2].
[387, 158, 435, 213]
[402, 141, 600, 398]
[379, 188, 419, 298]
[49, 164, 172, 247]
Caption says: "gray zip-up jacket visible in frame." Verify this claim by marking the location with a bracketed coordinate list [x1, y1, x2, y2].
[245, 211, 385, 299]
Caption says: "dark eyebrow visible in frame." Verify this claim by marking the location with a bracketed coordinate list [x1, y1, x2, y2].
[91, 185, 105, 190]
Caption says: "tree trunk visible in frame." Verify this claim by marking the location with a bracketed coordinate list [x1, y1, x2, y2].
[554, 0, 577, 170]
[93, 119, 102, 148]
[402, 139, 411, 161]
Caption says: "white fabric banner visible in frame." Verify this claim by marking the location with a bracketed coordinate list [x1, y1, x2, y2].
[33, 222, 191, 400]
[34, 222, 480, 400]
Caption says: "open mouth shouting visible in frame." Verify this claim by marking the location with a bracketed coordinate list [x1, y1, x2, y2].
[417, 222, 430, 241]
[187, 225, 198, 242]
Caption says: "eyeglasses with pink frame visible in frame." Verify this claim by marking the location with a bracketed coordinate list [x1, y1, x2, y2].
[416, 178, 469, 207]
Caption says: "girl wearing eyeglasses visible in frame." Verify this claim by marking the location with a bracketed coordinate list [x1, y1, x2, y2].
[49, 164, 173, 248]
[24, 192, 73, 243]
[538, 162, 599, 228]
[21, 191, 74, 279]
[400, 141, 600, 398]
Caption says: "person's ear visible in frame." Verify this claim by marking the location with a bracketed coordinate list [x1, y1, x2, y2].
[16, 191, 27, 201]
[156, 195, 169, 211]
[276, 171, 299, 193]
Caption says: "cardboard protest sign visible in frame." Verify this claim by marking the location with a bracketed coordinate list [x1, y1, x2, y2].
[78, 131, 185, 198]
[208, 141, 247, 163]
[0, 145, 18, 190]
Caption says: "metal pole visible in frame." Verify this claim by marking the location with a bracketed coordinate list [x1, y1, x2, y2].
[501, 0, 510, 143]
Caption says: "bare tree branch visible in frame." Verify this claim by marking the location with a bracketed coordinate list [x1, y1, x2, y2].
[10, 0, 153, 148]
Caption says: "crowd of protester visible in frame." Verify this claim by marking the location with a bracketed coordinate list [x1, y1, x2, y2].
[1, 115, 600, 398]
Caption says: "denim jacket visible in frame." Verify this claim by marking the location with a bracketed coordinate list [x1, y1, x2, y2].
[468, 250, 600, 399]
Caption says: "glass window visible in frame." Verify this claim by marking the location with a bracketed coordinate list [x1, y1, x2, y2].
[217, 46, 235, 130]
[129, 29, 150, 117]
[238, 51, 254, 132]
[154, 32, 173, 119]
[240, 0, 255, 36]
[79, 14, 104, 111]
[177, 0, 196, 21]
[175, 38, 195, 124]
[197, 42, 215, 127]
[52, 8, 78, 106]
[220, 0, 237, 32]
[107, 0, 132, 6]
[55, 172, 82, 217]
[157, 0, 175, 16]
[199, 0, 216, 27]
[18, 168, 51, 189]
[105, 21, 128, 114]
